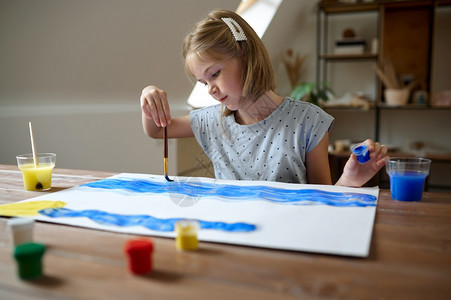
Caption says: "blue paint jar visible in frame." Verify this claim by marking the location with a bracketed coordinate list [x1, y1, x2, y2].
[352, 144, 370, 164]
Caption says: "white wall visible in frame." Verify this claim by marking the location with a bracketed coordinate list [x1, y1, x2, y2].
[0, 0, 239, 173]
[266, 0, 319, 96]
[0, 0, 239, 108]
[1, 0, 450, 177]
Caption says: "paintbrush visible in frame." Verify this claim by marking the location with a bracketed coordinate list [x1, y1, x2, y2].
[164, 126, 173, 182]
[28, 122, 39, 168]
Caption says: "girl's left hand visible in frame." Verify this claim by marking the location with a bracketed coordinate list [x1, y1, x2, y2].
[338, 139, 389, 187]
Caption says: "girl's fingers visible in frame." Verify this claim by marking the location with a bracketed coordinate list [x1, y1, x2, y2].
[162, 99, 172, 125]
[141, 98, 153, 120]
[377, 145, 388, 161]
[140, 95, 152, 119]
[140, 87, 171, 127]
[149, 98, 163, 127]
[376, 157, 388, 168]
[151, 94, 166, 126]
[151, 90, 170, 127]
[371, 142, 381, 159]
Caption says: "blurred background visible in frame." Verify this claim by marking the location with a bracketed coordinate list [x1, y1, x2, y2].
[1, 0, 450, 190]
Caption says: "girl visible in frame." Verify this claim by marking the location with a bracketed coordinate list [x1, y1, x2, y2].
[140, 9, 388, 187]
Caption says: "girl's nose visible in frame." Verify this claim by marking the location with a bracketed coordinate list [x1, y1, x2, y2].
[208, 85, 218, 96]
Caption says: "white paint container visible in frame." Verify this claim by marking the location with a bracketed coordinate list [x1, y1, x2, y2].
[7, 218, 35, 248]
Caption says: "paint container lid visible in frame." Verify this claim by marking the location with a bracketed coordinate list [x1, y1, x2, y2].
[175, 220, 200, 235]
[124, 239, 154, 255]
[7, 218, 35, 232]
[351, 143, 371, 164]
[175, 220, 200, 251]
[13, 243, 46, 280]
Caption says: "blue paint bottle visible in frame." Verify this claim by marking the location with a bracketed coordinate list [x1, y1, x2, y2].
[352, 144, 370, 164]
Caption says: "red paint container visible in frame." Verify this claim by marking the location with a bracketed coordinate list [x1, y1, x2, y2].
[124, 239, 154, 275]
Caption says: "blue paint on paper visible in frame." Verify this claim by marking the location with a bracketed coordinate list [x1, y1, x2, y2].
[38, 208, 256, 232]
[81, 178, 377, 207]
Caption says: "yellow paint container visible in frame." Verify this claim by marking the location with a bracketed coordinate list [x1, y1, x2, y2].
[175, 220, 199, 251]
[18, 164, 55, 191]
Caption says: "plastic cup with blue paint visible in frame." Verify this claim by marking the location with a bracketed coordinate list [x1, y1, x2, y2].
[351, 143, 370, 164]
[386, 157, 431, 201]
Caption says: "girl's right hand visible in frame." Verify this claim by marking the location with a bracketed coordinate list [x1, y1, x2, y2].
[140, 85, 171, 127]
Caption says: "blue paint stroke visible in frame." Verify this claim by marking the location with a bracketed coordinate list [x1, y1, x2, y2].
[81, 178, 377, 207]
[38, 208, 256, 232]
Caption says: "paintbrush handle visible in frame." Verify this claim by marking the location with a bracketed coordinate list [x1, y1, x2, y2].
[28, 122, 39, 167]
[164, 126, 168, 159]
[163, 126, 173, 181]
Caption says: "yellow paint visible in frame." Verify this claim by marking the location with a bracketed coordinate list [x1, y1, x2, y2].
[175, 220, 199, 250]
[0, 200, 66, 217]
[19, 163, 55, 191]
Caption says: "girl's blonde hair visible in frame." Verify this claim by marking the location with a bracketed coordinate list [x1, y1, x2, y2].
[183, 9, 276, 116]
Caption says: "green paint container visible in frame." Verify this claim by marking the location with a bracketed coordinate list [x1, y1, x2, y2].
[13, 243, 46, 280]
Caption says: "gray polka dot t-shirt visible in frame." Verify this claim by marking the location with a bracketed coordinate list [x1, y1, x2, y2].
[190, 97, 334, 183]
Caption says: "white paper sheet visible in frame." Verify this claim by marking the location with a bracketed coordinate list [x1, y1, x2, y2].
[8, 173, 379, 257]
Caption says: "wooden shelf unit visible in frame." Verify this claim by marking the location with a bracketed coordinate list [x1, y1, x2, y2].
[320, 53, 378, 60]
[317, 0, 450, 141]
[318, 1, 451, 190]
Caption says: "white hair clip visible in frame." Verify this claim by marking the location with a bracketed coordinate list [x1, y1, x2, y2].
[221, 17, 247, 41]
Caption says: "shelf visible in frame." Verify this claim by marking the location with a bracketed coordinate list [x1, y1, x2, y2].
[317, 0, 449, 141]
[330, 150, 451, 162]
[378, 104, 451, 110]
[323, 103, 451, 110]
[320, 53, 378, 61]
[319, 0, 450, 14]
[319, 1, 378, 13]
[322, 105, 375, 111]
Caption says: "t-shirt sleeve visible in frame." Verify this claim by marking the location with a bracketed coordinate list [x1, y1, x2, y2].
[303, 103, 334, 153]
[189, 105, 221, 159]
[190, 108, 206, 151]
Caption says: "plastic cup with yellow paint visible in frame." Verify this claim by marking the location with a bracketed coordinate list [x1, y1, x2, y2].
[175, 220, 200, 251]
[16, 153, 56, 191]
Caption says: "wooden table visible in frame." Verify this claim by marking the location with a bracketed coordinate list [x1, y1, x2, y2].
[1, 164, 450, 299]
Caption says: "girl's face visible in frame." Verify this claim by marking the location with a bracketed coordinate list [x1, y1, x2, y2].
[187, 53, 243, 111]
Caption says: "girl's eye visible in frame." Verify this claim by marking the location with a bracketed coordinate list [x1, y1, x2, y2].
[212, 70, 220, 78]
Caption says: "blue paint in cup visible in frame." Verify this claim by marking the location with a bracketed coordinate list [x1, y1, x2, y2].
[352, 144, 370, 164]
[389, 171, 428, 201]
[386, 158, 431, 201]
